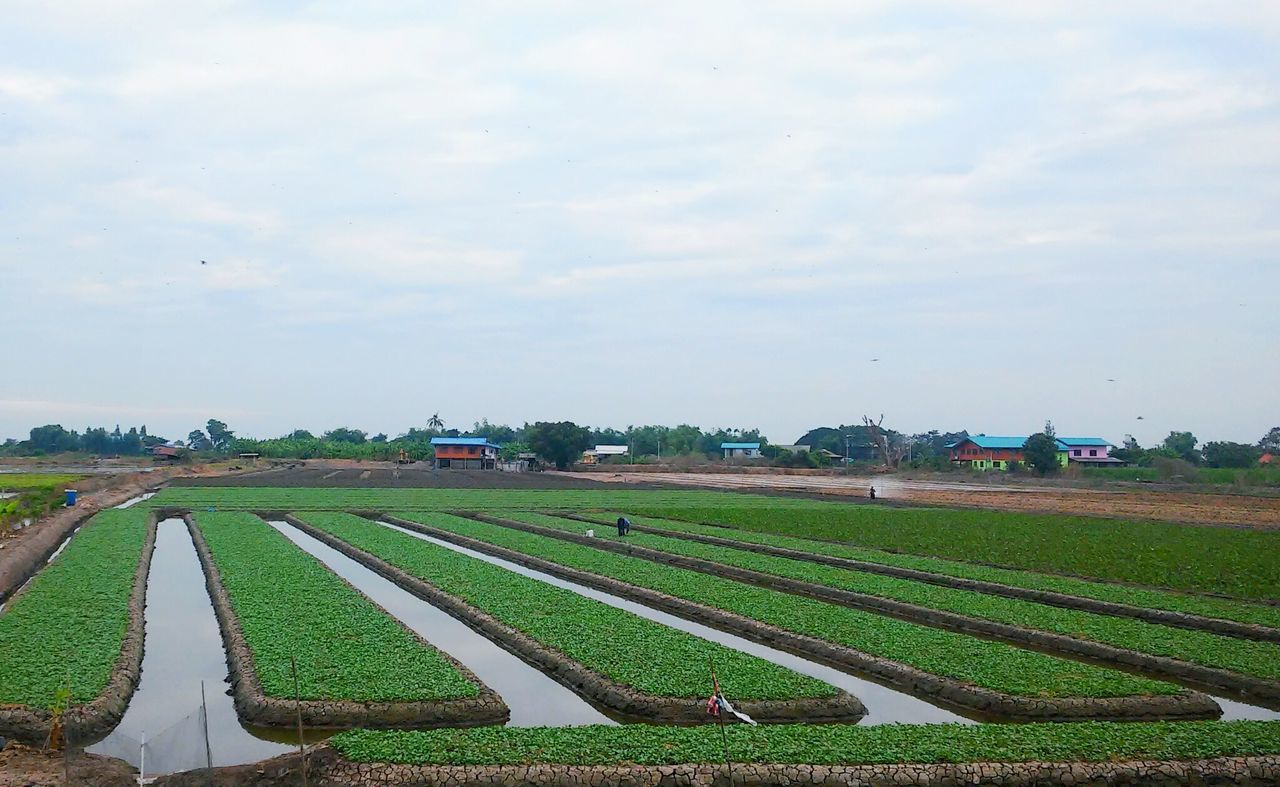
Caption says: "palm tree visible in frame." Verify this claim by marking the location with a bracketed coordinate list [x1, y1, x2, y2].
[427, 413, 444, 432]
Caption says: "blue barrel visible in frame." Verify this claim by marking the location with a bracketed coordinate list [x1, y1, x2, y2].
[65, 489, 77, 507]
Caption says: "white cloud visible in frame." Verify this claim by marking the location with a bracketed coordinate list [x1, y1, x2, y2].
[1, 1, 1277, 442]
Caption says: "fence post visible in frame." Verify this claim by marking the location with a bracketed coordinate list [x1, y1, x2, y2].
[291, 654, 307, 787]
[201, 680, 214, 785]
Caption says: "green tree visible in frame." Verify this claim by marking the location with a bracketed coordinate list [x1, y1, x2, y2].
[206, 419, 234, 451]
[525, 421, 592, 470]
[284, 429, 315, 440]
[1202, 441, 1261, 469]
[28, 424, 78, 453]
[1161, 431, 1201, 464]
[1112, 435, 1147, 465]
[323, 427, 368, 444]
[1023, 431, 1061, 475]
[1258, 427, 1280, 454]
[187, 430, 212, 451]
[427, 413, 445, 431]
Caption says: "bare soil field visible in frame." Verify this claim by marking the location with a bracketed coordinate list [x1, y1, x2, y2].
[581, 472, 1280, 528]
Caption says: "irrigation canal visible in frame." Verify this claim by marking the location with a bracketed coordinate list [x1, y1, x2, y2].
[270, 521, 617, 727]
[85, 518, 295, 773]
[377, 519, 972, 725]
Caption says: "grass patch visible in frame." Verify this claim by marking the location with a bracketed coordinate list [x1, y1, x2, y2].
[0, 509, 147, 707]
[0, 473, 81, 491]
[294, 512, 838, 702]
[192, 512, 480, 703]
[402, 513, 1181, 699]
[331, 720, 1280, 766]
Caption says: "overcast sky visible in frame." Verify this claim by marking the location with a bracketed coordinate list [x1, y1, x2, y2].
[2, 1, 1277, 446]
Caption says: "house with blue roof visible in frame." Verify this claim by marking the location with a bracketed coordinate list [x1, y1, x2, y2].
[947, 435, 1119, 470]
[721, 442, 762, 459]
[430, 436, 501, 470]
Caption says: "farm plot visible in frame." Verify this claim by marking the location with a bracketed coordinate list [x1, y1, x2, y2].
[289, 512, 860, 723]
[573, 512, 1280, 632]
[331, 719, 1280, 767]
[0, 509, 150, 741]
[0, 473, 81, 531]
[148, 487, 781, 513]
[393, 513, 1211, 721]
[504, 512, 1280, 699]
[189, 512, 504, 728]
[625, 503, 1280, 601]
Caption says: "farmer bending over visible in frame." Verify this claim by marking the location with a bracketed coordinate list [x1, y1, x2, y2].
[616, 516, 632, 536]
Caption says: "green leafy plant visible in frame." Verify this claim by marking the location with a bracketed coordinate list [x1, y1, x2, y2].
[294, 512, 838, 702]
[0, 509, 148, 708]
[397, 513, 1181, 700]
[506, 513, 1280, 682]
[193, 512, 480, 702]
[575, 512, 1280, 630]
[623, 503, 1280, 601]
[331, 720, 1280, 766]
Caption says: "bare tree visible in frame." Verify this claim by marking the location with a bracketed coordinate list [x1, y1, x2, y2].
[863, 414, 908, 469]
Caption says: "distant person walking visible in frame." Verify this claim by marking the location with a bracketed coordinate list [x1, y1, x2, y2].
[869, 486, 876, 500]
[616, 516, 631, 536]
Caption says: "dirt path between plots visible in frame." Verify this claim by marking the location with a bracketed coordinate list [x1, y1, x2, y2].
[574, 472, 1280, 528]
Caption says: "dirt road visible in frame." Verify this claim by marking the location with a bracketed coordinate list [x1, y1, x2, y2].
[575, 472, 1280, 528]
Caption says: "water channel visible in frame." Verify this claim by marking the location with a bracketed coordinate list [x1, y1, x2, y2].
[269, 521, 616, 727]
[376, 520, 972, 725]
[85, 519, 295, 773]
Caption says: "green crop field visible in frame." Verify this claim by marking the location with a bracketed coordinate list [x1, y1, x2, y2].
[625, 504, 1280, 600]
[0, 509, 147, 707]
[0, 473, 81, 491]
[331, 720, 1280, 766]
[507, 512, 1280, 684]
[576, 512, 1280, 630]
[150, 487, 785, 512]
[192, 512, 481, 702]
[294, 512, 839, 703]
[399, 513, 1182, 700]
[144, 486, 1280, 600]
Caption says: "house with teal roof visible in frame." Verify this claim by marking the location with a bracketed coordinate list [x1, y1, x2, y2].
[947, 435, 1119, 470]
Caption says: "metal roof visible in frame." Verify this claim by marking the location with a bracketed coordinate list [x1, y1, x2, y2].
[721, 442, 761, 449]
[962, 436, 1029, 449]
[1055, 437, 1114, 447]
[430, 437, 500, 448]
[592, 445, 629, 455]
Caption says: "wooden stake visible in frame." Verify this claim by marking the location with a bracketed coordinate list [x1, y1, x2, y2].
[291, 654, 308, 787]
[708, 657, 734, 785]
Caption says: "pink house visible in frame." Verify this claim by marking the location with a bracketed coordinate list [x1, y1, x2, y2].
[1057, 437, 1122, 466]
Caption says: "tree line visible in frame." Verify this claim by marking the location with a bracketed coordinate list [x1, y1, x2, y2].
[4, 416, 1277, 474]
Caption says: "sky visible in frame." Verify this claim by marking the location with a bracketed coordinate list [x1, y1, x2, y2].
[1, 1, 1277, 447]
